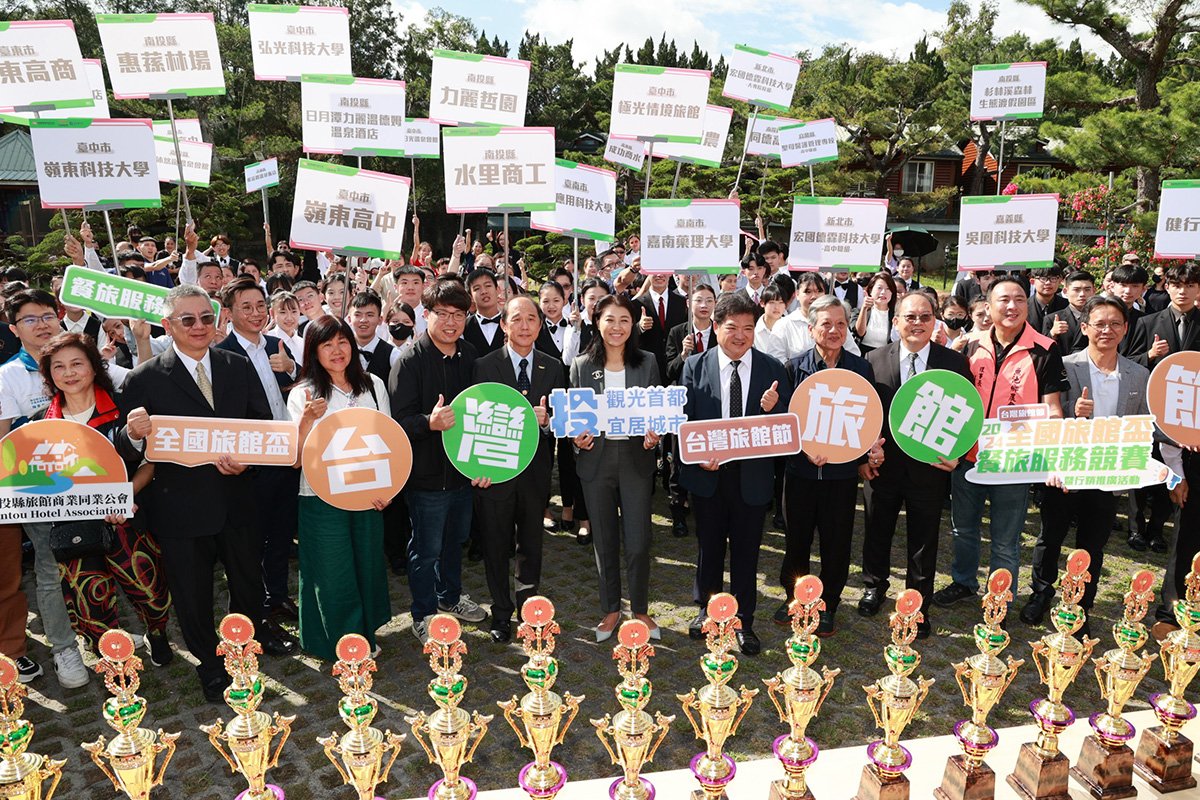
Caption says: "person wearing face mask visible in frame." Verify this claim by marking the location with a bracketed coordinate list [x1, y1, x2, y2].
[937, 296, 972, 351]
[386, 302, 417, 351]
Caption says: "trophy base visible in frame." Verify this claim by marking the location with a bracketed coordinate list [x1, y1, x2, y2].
[1133, 727, 1197, 793]
[236, 786, 285, 800]
[769, 778, 815, 800]
[690, 791, 728, 800]
[852, 764, 909, 800]
[519, 761, 568, 799]
[609, 776, 655, 800]
[430, 777, 477, 800]
[1006, 743, 1071, 800]
[934, 755, 995, 800]
[1070, 736, 1137, 800]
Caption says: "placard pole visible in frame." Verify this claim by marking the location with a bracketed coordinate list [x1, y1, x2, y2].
[733, 104, 761, 190]
[260, 188, 271, 248]
[572, 236, 581, 331]
[808, 164, 815, 197]
[60, 208, 70, 236]
[174, 190, 182, 251]
[758, 160, 769, 213]
[502, 210, 510, 276]
[643, 140, 656, 197]
[458, 213, 465, 238]
[995, 119, 1007, 196]
[166, 98, 192, 223]
[671, 161, 682, 199]
[410, 158, 417, 211]
[356, 155, 362, 169]
[102, 210, 117, 262]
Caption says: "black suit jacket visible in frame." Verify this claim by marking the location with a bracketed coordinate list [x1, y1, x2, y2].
[1118, 306, 1144, 357]
[473, 347, 566, 487]
[1125, 307, 1200, 368]
[215, 332, 295, 395]
[1042, 307, 1088, 355]
[832, 281, 860, 309]
[534, 320, 569, 361]
[636, 291, 688, 382]
[1028, 294, 1068, 335]
[116, 347, 272, 538]
[463, 314, 505, 355]
[665, 321, 717, 384]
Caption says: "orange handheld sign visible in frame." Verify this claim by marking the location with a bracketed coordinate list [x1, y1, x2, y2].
[787, 368, 883, 464]
[301, 407, 412, 511]
[1148, 351, 1200, 448]
[678, 413, 802, 465]
[145, 416, 298, 467]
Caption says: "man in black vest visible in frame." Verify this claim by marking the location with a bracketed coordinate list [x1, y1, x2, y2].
[462, 269, 506, 355]
[348, 290, 400, 382]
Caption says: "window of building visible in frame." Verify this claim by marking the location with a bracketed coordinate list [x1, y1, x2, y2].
[902, 161, 934, 193]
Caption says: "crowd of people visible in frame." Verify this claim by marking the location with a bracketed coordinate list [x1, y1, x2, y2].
[0, 218, 1195, 701]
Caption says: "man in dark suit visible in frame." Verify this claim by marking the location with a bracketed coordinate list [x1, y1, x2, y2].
[680, 292, 792, 656]
[1042, 270, 1094, 355]
[830, 269, 861, 310]
[462, 268, 505, 355]
[119, 284, 296, 702]
[209, 233, 240, 273]
[860, 293, 971, 638]
[1109, 263, 1149, 357]
[1027, 265, 1068, 334]
[635, 272, 688, 383]
[473, 296, 567, 642]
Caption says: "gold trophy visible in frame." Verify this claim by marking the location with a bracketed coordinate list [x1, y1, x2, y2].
[1134, 552, 1200, 792]
[592, 619, 674, 800]
[677, 592, 757, 800]
[317, 634, 405, 800]
[853, 588, 935, 800]
[81, 629, 180, 800]
[1070, 569, 1158, 799]
[407, 614, 492, 800]
[0, 655, 65, 800]
[200, 614, 296, 800]
[935, 569, 1024, 800]
[498, 597, 584, 799]
[763, 575, 840, 800]
[1007, 549, 1100, 800]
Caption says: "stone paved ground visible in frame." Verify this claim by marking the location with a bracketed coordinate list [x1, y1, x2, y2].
[15, 488, 1179, 799]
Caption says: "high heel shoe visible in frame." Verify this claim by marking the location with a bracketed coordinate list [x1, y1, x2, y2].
[634, 614, 661, 640]
[595, 612, 621, 642]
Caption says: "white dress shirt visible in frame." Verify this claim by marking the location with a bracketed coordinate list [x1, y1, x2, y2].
[544, 317, 568, 352]
[62, 312, 108, 351]
[716, 347, 752, 419]
[233, 331, 289, 421]
[754, 316, 788, 362]
[898, 342, 931, 386]
[476, 311, 502, 345]
[1086, 356, 1121, 418]
[358, 334, 402, 371]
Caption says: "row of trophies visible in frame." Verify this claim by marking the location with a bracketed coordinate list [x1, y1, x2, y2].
[3, 549, 1200, 800]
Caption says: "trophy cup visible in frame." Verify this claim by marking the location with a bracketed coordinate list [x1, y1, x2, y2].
[0, 655, 65, 800]
[853, 588, 935, 800]
[200, 614, 296, 800]
[81, 629, 180, 800]
[317, 634, 405, 800]
[498, 597, 584, 799]
[1070, 569, 1158, 799]
[407, 614, 492, 800]
[935, 569, 1024, 800]
[677, 592, 758, 800]
[1134, 552, 1200, 792]
[1007, 549, 1100, 800]
[763, 575, 840, 800]
[592, 619, 674, 800]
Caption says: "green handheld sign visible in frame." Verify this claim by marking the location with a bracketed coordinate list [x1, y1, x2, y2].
[888, 369, 984, 464]
[443, 382, 539, 483]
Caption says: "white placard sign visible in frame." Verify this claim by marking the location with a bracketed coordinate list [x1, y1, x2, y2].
[9, 59, 109, 121]
[151, 119, 203, 142]
[744, 113, 800, 159]
[655, 105, 733, 168]
[404, 118, 441, 159]
[779, 118, 840, 168]
[154, 136, 212, 187]
[0, 20, 93, 114]
[787, 197, 889, 272]
[530, 159, 616, 242]
[640, 199, 741, 273]
[96, 13, 225, 99]
[30, 118, 160, 209]
[302, 76, 407, 157]
[247, 4, 351, 81]
[722, 44, 802, 113]
[244, 158, 280, 193]
[429, 49, 530, 127]
[603, 135, 646, 172]
[289, 159, 410, 259]
[957, 194, 1059, 270]
[970, 62, 1047, 121]
[1155, 180, 1200, 260]
[609, 64, 710, 143]
[442, 126, 555, 214]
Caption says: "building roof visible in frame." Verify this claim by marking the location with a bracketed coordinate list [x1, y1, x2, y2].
[0, 129, 36, 184]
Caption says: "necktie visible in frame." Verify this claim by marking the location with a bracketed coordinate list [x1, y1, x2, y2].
[753, 290, 761, 306]
[517, 357, 530, 395]
[194, 362, 214, 409]
[695, 331, 704, 353]
[657, 296, 666, 329]
[906, 351, 918, 381]
[729, 359, 742, 418]
[1179, 315, 1187, 345]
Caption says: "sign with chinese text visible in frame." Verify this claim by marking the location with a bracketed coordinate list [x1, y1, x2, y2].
[530, 159, 616, 242]
[144, 416, 297, 467]
[0, 420, 133, 524]
[787, 196, 888, 272]
[678, 414, 802, 465]
[957, 194, 1059, 270]
[970, 62, 1046, 121]
[30, 118, 160, 209]
[442, 126, 555, 214]
[429, 49, 530, 127]
[244, 157, 279, 193]
[1155, 180, 1200, 260]
[289, 158, 410, 259]
[778, 118, 839, 168]
[1148, 351, 1200, 448]
[655, 105, 732, 168]
[640, 199, 740, 274]
[301, 75, 406, 157]
[548, 386, 688, 438]
[61, 266, 218, 323]
[609, 64, 709, 143]
[744, 113, 800, 159]
[151, 118, 202, 142]
[888, 370, 985, 463]
[603, 135, 645, 172]
[301, 407, 412, 511]
[154, 135, 212, 187]
[0, 20, 94, 114]
[7, 58, 111, 123]
[722, 44, 801, 113]
[247, 4, 350, 81]
[441, 383, 538, 483]
[96, 13, 224, 99]
[404, 118, 441, 159]
[788, 368, 884, 463]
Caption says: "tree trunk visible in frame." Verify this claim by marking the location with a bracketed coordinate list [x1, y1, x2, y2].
[1134, 67, 1162, 210]
[969, 123, 992, 196]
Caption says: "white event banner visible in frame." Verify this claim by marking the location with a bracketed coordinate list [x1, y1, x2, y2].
[640, 199, 741, 274]
[247, 4, 351, 81]
[722, 44, 802, 113]
[1155, 180, 1200, 260]
[442, 126, 555, 214]
[655, 105, 733, 168]
[603, 135, 646, 172]
[609, 64, 710, 143]
[404, 118, 441, 159]
[30, 118, 160, 209]
[745, 113, 800, 159]
[957, 194, 1059, 270]
[154, 136, 212, 187]
[96, 13, 224, 99]
[530, 159, 616, 242]
[787, 197, 889, 272]
[779, 118, 840, 168]
[8, 58, 109, 121]
[289, 159, 410, 259]
[0, 20, 93, 114]
[429, 49, 530, 127]
[970, 62, 1047, 121]
[244, 158, 280, 193]
[151, 118, 202, 142]
[302, 76, 406, 157]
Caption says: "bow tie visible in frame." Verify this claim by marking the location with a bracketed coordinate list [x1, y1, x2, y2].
[836, 282, 850, 289]
[550, 319, 568, 329]
[480, 315, 501, 325]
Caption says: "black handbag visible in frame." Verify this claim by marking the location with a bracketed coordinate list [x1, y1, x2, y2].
[49, 520, 116, 562]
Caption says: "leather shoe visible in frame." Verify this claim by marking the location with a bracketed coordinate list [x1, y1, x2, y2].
[1019, 591, 1053, 626]
[672, 518, 689, 538]
[202, 674, 231, 703]
[1149, 537, 1168, 554]
[1128, 532, 1149, 551]
[858, 587, 885, 617]
[916, 620, 931, 640]
[736, 626, 761, 656]
[268, 598, 299, 623]
[490, 617, 511, 643]
[688, 609, 706, 640]
[259, 619, 298, 656]
[816, 610, 837, 637]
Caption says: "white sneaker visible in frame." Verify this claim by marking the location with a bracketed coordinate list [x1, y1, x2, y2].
[53, 648, 90, 689]
[412, 616, 430, 645]
[438, 594, 488, 623]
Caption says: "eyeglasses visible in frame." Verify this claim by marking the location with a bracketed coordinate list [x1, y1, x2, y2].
[15, 313, 58, 327]
[429, 308, 467, 323]
[1084, 321, 1125, 331]
[170, 312, 217, 328]
[900, 313, 934, 323]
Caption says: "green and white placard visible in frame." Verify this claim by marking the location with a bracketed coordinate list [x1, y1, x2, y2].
[30, 118, 160, 209]
[655, 105, 733, 168]
[889, 369, 985, 463]
[96, 13, 225, 99]
[289, 158, 410, 259]
[301, 75, 406, 157]
[530, 158, 616, 242]
[640, 198, 740, 274]
[429, 49, 530, 128]
[787, 196, 889, 272]
[443, 382, 539, 483]
[970, 62, 1046, 121]
[247, 4, 350, 81]
[957, 193, 1059, 270]
[61, 265, 218, 323]
[609, 64, 710, 144]
[722, 44, 802, 113]
[0, 21, 94, 114]
[441, 126, 555, 214]
[1155, 180, 1200, 260]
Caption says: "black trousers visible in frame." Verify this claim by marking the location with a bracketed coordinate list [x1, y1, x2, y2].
[478, 475, 548, 622]
[554, 438, 587, 519]
[861, 470, 948, 611]
[668, 435, 688, 514]
[252, 466, 299, 606]
[383, 489, 412, 568]
[692, 462, 767, 623]
[1031, 488, 1116, 610]
[1156, 457, 1200, 623]
[1135, 483, 1173, 540]
[782, 474, 858, 613]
